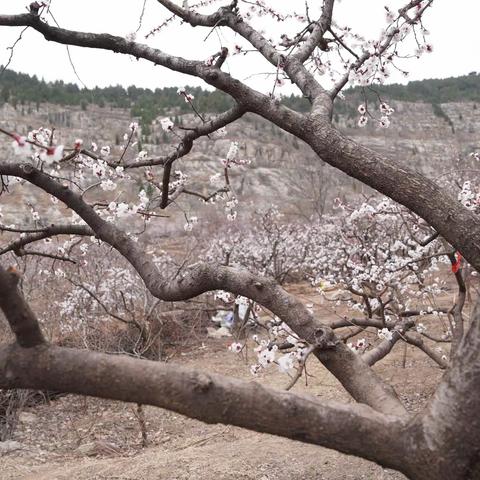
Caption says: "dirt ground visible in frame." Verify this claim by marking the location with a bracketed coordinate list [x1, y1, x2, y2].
[0, 286, 448, 480]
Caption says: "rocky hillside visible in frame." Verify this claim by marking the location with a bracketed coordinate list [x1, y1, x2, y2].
[0, 82, 479, 231]
[338, 100, 480, 174]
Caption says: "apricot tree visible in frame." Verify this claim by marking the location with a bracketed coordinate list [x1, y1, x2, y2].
[0, 1, 480, 478]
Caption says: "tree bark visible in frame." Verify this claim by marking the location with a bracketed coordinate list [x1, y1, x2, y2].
[0, 342, 408, 471]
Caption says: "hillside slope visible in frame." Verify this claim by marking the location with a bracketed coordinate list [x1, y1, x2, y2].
[0, 71, 479, 230]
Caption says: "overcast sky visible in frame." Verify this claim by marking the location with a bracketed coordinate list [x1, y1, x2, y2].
[0, 0, 478, 94]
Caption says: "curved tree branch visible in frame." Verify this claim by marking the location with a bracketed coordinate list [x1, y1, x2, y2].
[0, 224, 93, 256]
[0, 13, 304, 124]
[0, 260, 408, 468]
[124, 104, 246, 169]
[155, 0, 327, 102]
[403, 333, 448, 369]
[0, 266, 45, 347]
[0, 161, 406, 416]
[0, 342, 408, 471]
[294, 0, 335, 63]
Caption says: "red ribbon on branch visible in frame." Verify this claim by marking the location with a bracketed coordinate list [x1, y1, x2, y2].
[452, 252, 462, 273]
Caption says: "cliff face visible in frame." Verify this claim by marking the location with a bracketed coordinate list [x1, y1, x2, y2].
[0, 99, 478, 228]
[337, 101, 480, 176]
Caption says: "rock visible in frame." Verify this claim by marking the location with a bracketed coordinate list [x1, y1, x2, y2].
[0, 440, 25, 454]
[19, 412, 38, 424]
[207, 326, 232, 338]
[76, 440, 121, 457]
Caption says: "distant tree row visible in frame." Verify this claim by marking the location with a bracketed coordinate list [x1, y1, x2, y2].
[1, 68, 479, 128]
[354, 72, 480, 104]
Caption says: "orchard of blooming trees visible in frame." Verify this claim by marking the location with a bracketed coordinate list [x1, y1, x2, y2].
[0, 1, 480, 478]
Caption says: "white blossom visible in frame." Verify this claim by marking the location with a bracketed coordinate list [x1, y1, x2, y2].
[100, 146, 111, 157]
[228, 342, 243, 353]
[378, 328, 394, 341]
[160, 118, 174, 131]
[358, 115, 368, 127]
[226, 142, 239, 163]
[100, 179, 117, 191]
[258, 348, 276, 367]
[11, 136, 31, 156]
[416, 323, 427, 334]
[277, 354, 295, 372]
[40, 145, 64, 164]
[379, 116, 391, 128]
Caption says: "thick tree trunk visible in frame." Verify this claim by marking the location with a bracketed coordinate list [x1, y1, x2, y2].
[396, 304, 480, 480]
[0, 342, 410, 472]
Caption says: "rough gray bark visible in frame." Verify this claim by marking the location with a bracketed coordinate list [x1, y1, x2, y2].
[0, 342, 407, 469]
[0, 267, 45, 347]
[408, 302, 480, 479]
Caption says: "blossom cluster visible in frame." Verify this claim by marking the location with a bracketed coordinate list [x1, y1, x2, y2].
[11, 127, 64, 165]
[228, 318, 309, 378]
[357, 102, 395, 129]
